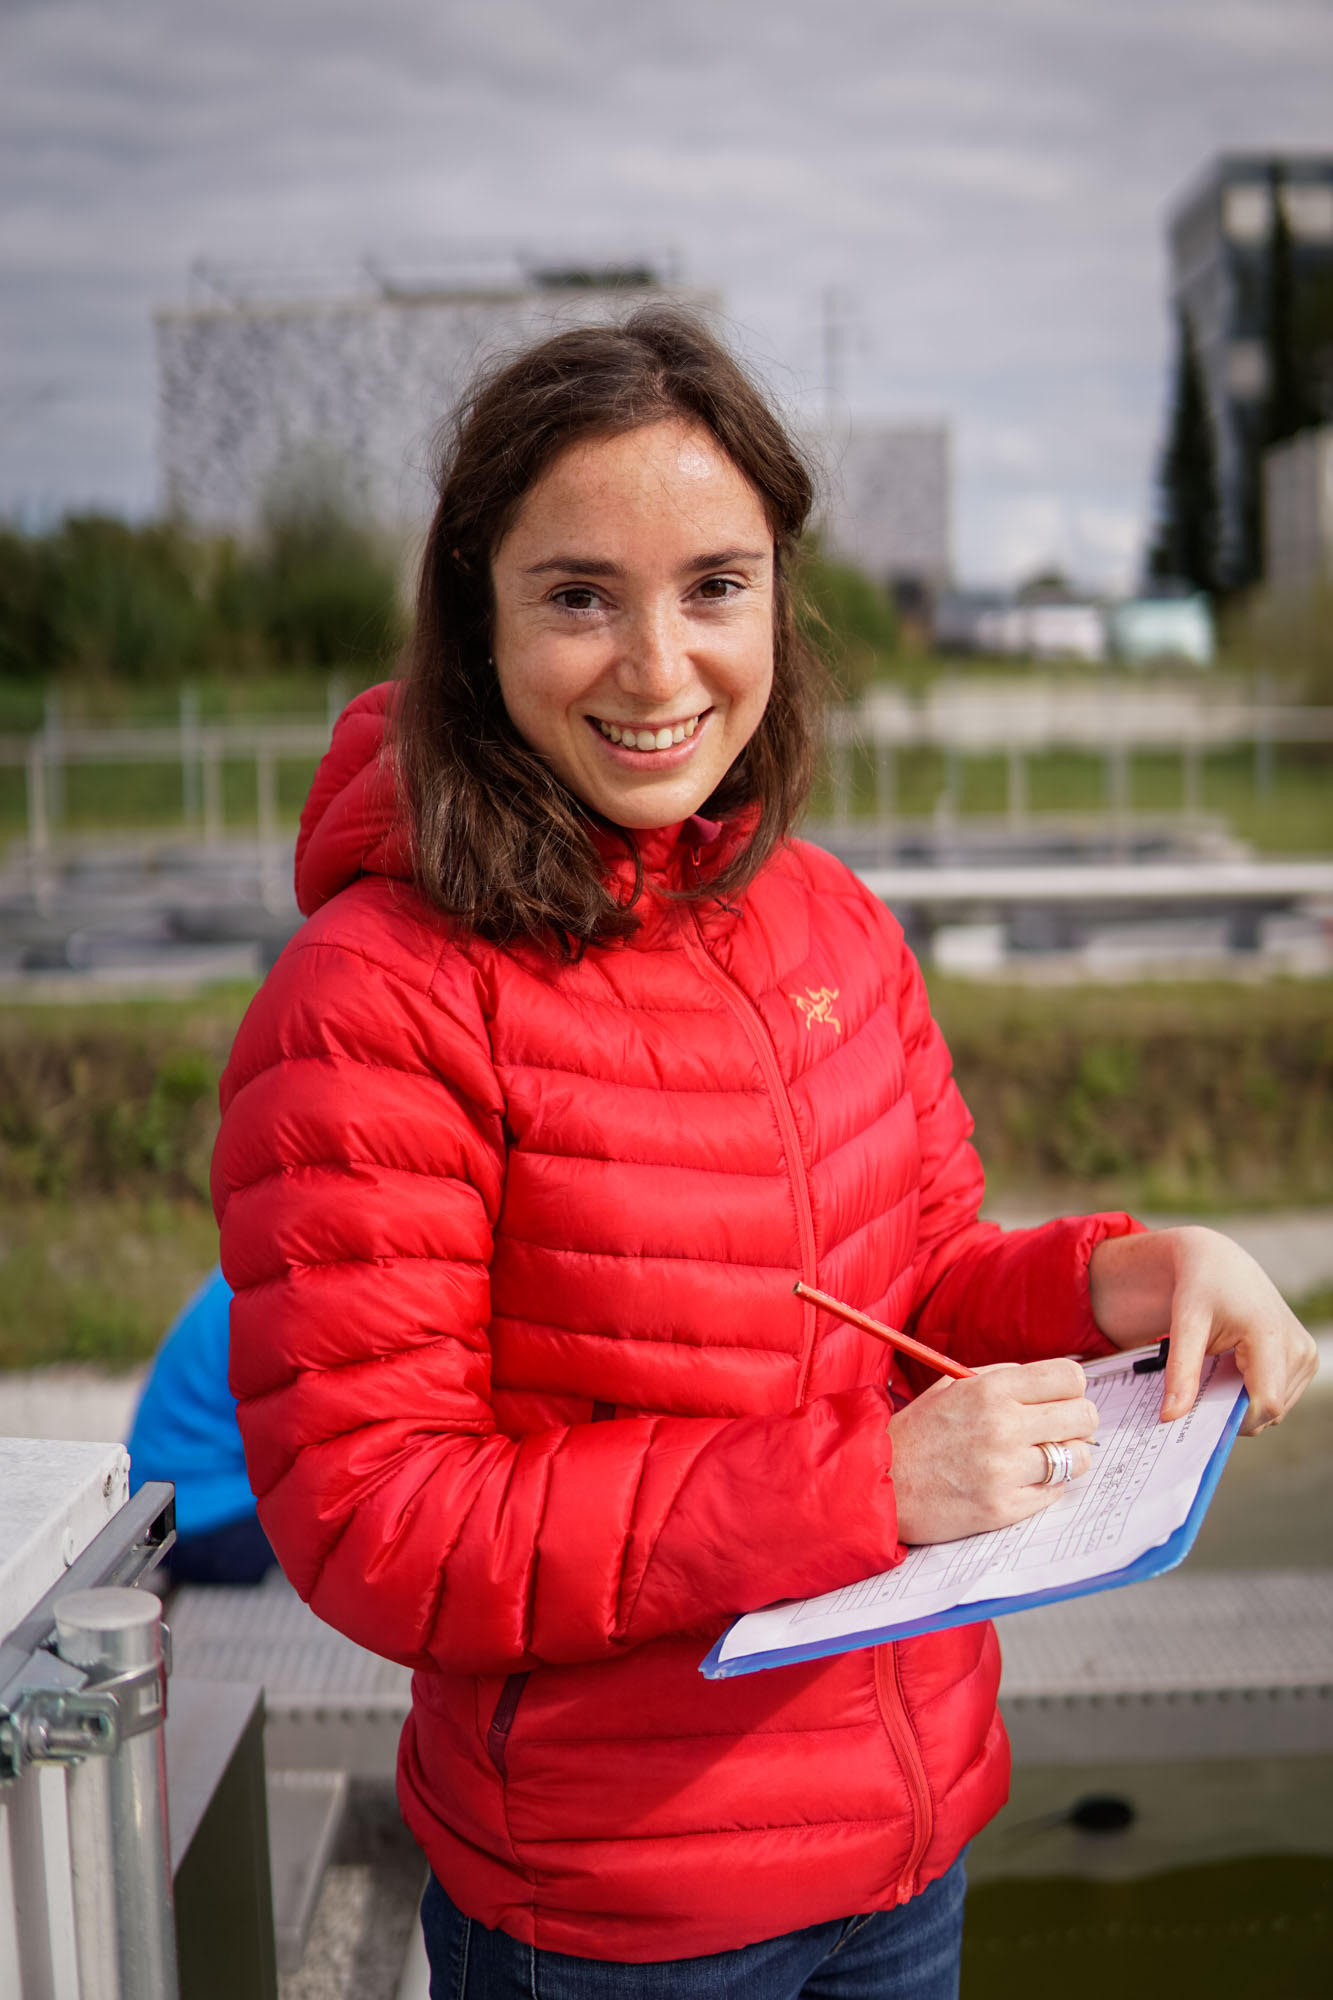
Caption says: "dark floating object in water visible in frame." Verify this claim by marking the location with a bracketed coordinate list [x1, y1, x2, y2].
[1067, 1794, 1136, 1834]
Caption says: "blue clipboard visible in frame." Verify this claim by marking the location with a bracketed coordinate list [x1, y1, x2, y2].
[700, 1385, 1248, 1680]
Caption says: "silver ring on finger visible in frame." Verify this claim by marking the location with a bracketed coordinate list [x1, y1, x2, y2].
[1037, 1440, 1074, 1487]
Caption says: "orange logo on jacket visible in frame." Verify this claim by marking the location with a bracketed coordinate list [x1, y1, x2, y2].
[790, 986, 841, 1034]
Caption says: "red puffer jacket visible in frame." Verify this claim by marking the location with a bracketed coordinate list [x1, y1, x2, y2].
[213, 685, 1136, 1961]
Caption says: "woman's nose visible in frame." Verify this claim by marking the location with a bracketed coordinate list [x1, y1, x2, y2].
[615, 605, 691, 703]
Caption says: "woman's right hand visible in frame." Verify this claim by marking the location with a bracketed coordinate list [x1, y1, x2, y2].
[890, 1358, 1100, 1546]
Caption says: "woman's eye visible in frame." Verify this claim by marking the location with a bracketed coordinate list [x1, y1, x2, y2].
[696, 576, 741, 601]
[552, 586, 602, 612]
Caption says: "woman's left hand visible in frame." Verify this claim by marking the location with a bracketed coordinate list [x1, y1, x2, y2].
[1088, 1226, 1319, 1435]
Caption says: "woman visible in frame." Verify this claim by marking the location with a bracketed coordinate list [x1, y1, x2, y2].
[212, 309, 1315, 1997]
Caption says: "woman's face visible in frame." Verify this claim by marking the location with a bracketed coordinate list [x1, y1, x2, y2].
[490, 419, 775, 829]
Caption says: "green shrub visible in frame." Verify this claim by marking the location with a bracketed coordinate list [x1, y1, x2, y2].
[253, 501, 405, 669]
[799, 544, 899, 700]
[0, 505, 406, 685]
[932, 977, 1333, 1210]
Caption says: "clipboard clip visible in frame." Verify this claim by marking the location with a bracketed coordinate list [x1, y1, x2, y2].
[1132, 1337, 1170, 1375]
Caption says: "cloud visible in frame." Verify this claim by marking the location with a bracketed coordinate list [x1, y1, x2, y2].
[0, 0, 1329, 582]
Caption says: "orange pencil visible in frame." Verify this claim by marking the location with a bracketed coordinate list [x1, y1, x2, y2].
[793, 1281, 978, 1380]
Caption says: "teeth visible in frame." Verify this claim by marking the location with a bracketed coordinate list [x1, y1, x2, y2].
[596, 715, 701, 751]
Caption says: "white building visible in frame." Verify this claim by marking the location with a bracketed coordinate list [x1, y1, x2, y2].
[156, 259, 718, 538]
[1263, 426, 1333, 593]
[812, 420, 951, 598]
[1108, 594, 1215, 668]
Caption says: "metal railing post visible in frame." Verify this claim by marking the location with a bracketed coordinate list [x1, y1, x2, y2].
[1006, 742, 1027, 831]
[179, 688, 200, 825]
[54, 1589, 178, 2000]
[201, 736, 224, 845]
[43, 689, 64, 830]
[25, 734, 52, 913]
[256, 747, 281, 912]
[874, 737, 896, 864]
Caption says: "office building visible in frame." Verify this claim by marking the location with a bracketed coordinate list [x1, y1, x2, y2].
[1263, 425, 1333, 593]
[1167, 153, 1333, 584]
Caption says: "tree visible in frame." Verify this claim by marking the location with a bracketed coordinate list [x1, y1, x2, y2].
[1264, 162, 1310, 449]
[797, 543, 898, 699]
[1148, 309, 1220, 595]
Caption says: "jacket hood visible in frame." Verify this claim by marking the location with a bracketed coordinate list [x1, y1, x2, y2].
[295, 681, 756, 919]
[294, 682, 412, 917]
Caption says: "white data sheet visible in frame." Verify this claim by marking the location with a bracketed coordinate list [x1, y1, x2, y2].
[713, 1349, 1245, 1673]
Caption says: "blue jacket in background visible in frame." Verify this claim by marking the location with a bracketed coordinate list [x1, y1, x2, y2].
[126, 1269, 256, 1539]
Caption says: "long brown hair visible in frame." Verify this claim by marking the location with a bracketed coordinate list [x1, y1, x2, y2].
[393, 307, 826, 950]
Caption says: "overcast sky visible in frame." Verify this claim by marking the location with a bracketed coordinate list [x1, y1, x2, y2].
[2, 0, 1329, 588]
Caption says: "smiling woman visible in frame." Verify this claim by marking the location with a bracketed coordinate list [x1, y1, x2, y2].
[490, 419, 775, 828]
[392, 311, 823, 947]
[211, 308, 1316, 2000]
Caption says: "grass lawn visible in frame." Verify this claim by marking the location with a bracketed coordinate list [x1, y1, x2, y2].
[1, 977, 1330, 1371]
[0, 1197, 222, 1371]
[808, 742, 1333, 854]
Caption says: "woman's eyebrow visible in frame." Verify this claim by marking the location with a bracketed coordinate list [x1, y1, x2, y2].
[523, 555, 626, 577]
[684, 548, 771, 572]
[522, 547, 770, 579]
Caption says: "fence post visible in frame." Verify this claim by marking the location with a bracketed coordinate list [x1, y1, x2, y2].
[1006, 743, 1027, 831]
[256, 746, 281, 911]
[874, 737, 896, 863]
[54, 1588, 178, 2000]
[1106, 736, 1130, 859]
[1255, 670, 1274, 798]
[830, 713, 854, 830]
[179, 687, 200, 826]
[25, 734, 52, 911]
[326, 673, 349, 735]
[43, 689, 64, 832]
[942, 743, 961, 823]
[202, 736, 223, 845]
[1183, 733, 1201, 822]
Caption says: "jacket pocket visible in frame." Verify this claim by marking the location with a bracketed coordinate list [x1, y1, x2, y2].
[486, 1671, 529, 1779]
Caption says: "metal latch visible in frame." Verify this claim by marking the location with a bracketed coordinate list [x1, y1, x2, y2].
[0, 1645, 170, 1782]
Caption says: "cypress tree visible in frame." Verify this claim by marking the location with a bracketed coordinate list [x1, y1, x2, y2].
[1264, 162, 1308, 448]
[1148, 308, 1220, 595]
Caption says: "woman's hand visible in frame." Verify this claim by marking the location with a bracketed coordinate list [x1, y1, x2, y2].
[1088, 1226, 1319, 1436]
[890, 1358, 1100, 1546]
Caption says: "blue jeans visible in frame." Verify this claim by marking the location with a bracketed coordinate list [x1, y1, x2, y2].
[419, 1853, 966, 1999]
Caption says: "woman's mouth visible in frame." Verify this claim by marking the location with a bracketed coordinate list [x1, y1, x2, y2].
[593, 714, 703, 752]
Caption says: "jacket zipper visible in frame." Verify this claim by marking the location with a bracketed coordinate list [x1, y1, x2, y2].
[487, 1671, 529, 1779]
[683, 915, 821, 1401]
[686, 904, 932, 1894]
[873, 1644, 934, 1902]
[486, 1403, 616, 1779]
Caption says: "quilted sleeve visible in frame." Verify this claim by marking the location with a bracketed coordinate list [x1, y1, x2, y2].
[893, 944, 1142, 1372]
[213, 923, 901, 1676]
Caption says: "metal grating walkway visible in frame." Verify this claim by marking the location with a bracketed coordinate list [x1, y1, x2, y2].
[167, 1565, 1333, 1770]
[995, 1567, 1333, 1762]
[169, 1568, 412, 1716]
[996, 1568, 1333, 1696]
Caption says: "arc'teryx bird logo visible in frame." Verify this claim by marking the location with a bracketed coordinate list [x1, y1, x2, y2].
[790, 986, 841, 1034]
